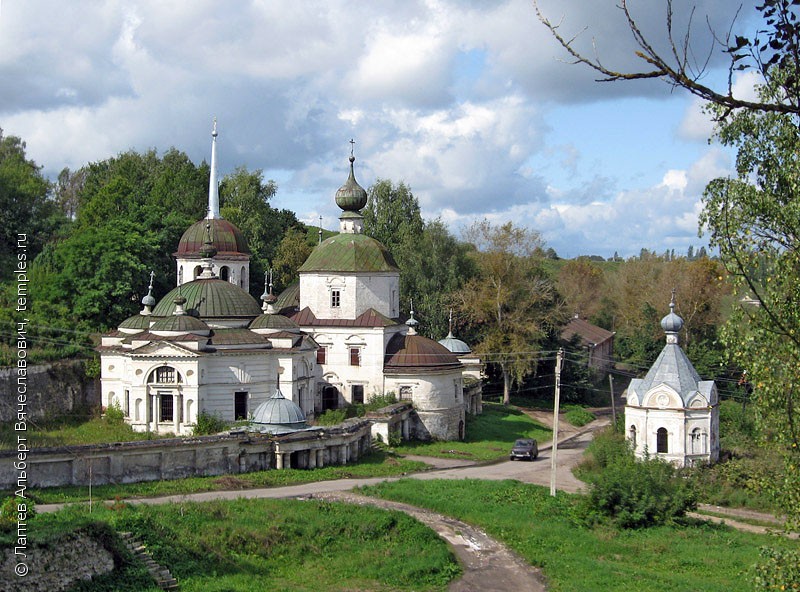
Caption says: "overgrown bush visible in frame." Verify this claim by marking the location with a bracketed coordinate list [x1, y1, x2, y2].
[576, 427, 696, 528]
[104, 401, 125, 425]
[314, 408, 347, 426]
[192, 411, 227, 435]
[563, 405, 595, 427]
[582, 453, 696, 528]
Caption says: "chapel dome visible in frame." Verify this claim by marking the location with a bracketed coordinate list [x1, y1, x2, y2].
[152, 279, 262, 319]
[385, 333, 463, 374]
[250, 389, 307, 432]
[174, 218, 250, 259]
[298, 233, 399, 274]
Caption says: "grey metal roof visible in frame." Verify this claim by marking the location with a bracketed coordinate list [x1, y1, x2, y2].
[438, 333, 472, 354]
[250, 389, 307, 431]
[629, 343, 706, 406]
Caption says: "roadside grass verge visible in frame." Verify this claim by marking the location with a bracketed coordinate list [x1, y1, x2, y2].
[12, 498, 458, 592]
[19, 450, 428, 505]
[392, 402, 550, 461]
[359, 478, 798, 592]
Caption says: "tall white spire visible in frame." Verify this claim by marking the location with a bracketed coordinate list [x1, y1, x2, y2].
[208, 118, 220, 219]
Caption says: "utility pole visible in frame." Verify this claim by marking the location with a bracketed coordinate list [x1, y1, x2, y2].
[550, 348, 564, 497]
[609, 373, 616, 425]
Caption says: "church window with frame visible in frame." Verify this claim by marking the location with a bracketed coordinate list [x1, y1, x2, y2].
[349, 347, 361, 366]
[629, 425, 637, 449]
[656, 427, 668, 453]
[331, 289, 341, 308]
[399, 386, 412, 401]
[351, 385, 364, 404]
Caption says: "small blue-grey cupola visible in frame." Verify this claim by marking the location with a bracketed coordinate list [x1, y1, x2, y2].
[439, 309, 472, 354]
[250, 387, 308, 434]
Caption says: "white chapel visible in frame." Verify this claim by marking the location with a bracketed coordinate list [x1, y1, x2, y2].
[625, 292, 719, 466]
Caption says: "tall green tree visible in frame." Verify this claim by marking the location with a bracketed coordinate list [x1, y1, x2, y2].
[271, 227, 314, 291]
[456, 220, 566, 405]
[0, 129, 66, 281]
[701, 66, 800, 530]
[363, 180, 475, 337]
[219, 166, 300, 294]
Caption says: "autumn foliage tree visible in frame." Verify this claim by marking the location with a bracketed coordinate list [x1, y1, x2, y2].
[456, 221, 566, 405]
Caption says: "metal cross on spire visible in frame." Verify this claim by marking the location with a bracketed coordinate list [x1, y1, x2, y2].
[349, 138, 355, 158]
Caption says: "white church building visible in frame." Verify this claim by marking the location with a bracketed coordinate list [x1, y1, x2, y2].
[99, 124, 479, 441]
[625, 293, 719, 466]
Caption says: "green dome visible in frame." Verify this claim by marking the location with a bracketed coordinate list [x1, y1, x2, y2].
[150, 314, 210, 334]
[335, 156, 368, 212]
[174, 218, 249, 258]
[152, 279, 262, 319]
[118, 314, 155, 332]
[249, 314, 300, 332]
[298, 233, 399, 273]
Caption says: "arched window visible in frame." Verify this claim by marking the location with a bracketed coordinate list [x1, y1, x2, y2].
[240, 266, 247, 288]
[178, 266, 184, 285]
[629, 425, 637, 448]
[656, 427, 668, 453]
[220, 266, 230, 281]
[193, 265, 202, 279]
[148, 366, 183, 384]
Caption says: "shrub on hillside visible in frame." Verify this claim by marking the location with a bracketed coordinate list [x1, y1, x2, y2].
[582, 453, 696, 528]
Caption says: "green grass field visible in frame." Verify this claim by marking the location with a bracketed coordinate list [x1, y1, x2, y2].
[392, 402, 551, 461]
[360, 478, 798, 592]
[7, 498, 459, 591]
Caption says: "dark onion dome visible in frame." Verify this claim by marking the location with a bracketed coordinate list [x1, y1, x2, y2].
[438, 332, 472, 354]
[152, 279, 262, 319]
[384, 333, 463, 374]
[250, 389, 307, 432]
[250, 313, 301, 332]
[174, 218, 250, 259]
[661, 306, 684, 334]
[118, 314, 156, 333]
[335, 155, 368, 212]
[298, 233, 399, 273]
[150, 314, 210, 335]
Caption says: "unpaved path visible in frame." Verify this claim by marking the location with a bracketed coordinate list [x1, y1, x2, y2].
[315, 491, 547, 592]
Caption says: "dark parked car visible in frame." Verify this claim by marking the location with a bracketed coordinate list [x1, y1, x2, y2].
[509, 438, 538, 461]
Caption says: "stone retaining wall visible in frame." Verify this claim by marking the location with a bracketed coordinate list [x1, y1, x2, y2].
[0, 419, 373, 490]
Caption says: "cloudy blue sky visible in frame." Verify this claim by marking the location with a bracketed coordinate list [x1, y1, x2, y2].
[0, 0, 760, 258]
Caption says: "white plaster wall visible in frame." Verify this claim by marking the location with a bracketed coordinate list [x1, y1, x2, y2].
[300, 272, 398, 320]
[386, 370, 464, 440]
[625, 401, 718, 466]
[308, 327, 391, 403]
